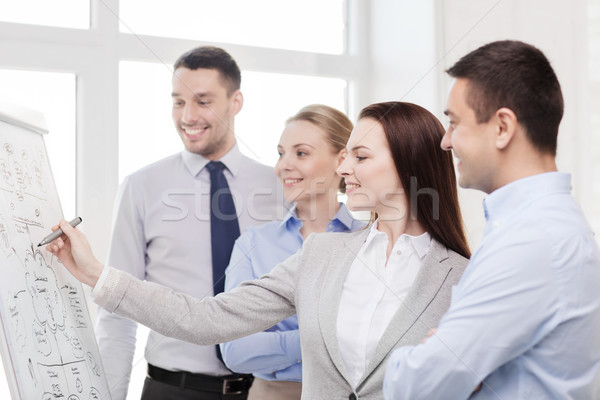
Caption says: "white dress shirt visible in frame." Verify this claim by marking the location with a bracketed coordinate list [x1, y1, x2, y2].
[337, 221, 431, 387]
[95, 144, 282, 399]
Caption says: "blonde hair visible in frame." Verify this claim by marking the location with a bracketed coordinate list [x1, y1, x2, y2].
[286, 104, 353, 192]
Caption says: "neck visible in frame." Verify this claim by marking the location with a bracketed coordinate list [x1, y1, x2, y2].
[296, 194, 340, 239]
[492, 150, 557, 192]
[376, 217, 426, 245]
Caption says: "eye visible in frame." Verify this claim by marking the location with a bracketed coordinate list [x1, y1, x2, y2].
[297, 151, 307, 157]
[277, 151, 283, 158]
[173, 100, 184, 107]
[356, 155, 366, 162]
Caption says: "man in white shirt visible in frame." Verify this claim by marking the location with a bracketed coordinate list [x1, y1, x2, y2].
[97, 46, 281, 400]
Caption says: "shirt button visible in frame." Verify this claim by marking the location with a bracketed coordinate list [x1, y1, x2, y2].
[396, 249, 402, 255]
[349, 394, 357, 400]
[493, 221, 500, 227]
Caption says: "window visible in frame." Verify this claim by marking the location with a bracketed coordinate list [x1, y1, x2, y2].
[120, 0, 346, 54]
[0, 0, 89, 29]
[119, 61, 347, 180]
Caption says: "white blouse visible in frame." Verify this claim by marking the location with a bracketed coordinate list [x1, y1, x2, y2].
[336, 221, 431, 387]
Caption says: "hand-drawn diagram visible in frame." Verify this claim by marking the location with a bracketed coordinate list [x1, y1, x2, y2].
[0, 119, 110, 399]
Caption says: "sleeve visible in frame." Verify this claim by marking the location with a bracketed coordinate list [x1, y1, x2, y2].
[220, 232, 302, 378]
[383, 238, 560, 400]
[94, 235, 317, 349]
[95, 177, 146, 400]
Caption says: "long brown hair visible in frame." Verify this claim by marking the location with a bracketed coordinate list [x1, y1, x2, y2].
[359, 102, 470, 258]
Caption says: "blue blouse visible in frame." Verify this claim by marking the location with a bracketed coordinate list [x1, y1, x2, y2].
[220, 203, 364, 381]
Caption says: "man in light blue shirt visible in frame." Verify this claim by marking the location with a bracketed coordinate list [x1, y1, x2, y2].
[384, 40, 600, 399]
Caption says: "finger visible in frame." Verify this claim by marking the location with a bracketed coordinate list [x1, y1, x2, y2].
[46, 243, 57, 255]
[427, 328, 437, 337]
[50, 224, 60, 232]
[59, 219, 77, 238]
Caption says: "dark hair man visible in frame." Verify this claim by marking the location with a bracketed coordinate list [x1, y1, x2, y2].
[384, 40, 600, 400]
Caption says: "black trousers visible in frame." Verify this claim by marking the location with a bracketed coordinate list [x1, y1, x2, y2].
[140, 376, 249, 400]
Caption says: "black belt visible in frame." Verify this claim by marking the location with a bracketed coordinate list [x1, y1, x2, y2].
[147, 364, 253, 395]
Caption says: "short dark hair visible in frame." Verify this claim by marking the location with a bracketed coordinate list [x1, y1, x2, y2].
[359, 102, 471, 259]
[447, 40, 563, 155]
[174, 46, 241, 95]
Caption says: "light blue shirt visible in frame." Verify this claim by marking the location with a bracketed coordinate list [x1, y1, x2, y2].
[220, 203, 364, 381]
[384, 172, 600, 399]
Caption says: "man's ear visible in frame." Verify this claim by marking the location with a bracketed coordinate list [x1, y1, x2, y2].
[230, 90, 244, 116]
[494, 107, 518, 150]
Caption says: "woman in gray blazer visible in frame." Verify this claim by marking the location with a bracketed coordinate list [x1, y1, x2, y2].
[48, 102, 471, 400]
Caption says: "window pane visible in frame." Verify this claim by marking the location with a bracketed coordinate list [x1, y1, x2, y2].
[0, 0, 89, 29]
[119, 61, 347, 181]
[120, 0, 346, 54]
[119, 61, 182, 182]
[238, 71, 347, 166]
[0, 70, 76, 220]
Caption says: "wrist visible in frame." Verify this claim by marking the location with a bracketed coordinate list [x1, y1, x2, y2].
[87, 261, 103, 288]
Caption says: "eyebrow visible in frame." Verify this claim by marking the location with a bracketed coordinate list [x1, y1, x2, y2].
[349, 145, 370, 152]
[444, 109, 455, 117]
[171, 92, 213, 99]
[277, 143, 316, 150]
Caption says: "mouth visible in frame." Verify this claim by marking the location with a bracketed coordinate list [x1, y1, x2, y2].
[345, 182, 361, 193]
[182, 125, 209, 138]
[282, 178, 303, 187]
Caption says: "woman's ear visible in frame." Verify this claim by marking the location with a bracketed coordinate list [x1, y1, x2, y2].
[337, 149, 348, 167]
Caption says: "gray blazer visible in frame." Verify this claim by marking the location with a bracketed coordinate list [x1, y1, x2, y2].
[96, 229, 468, 399]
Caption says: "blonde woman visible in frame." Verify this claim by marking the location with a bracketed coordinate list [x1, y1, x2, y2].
[221, 105, 364, 400]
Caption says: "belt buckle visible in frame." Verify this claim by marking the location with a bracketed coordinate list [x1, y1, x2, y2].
[222, 376, 245, 395]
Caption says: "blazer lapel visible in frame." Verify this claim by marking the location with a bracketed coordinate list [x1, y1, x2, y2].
[358, 240, 452, 387]
[318, 229, 369, 384]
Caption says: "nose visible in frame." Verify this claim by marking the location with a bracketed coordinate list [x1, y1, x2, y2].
[181, 103, 200, 125]
[440, 128, 452, 151]
[274, 153, 293, 175]
[336, 154, 351, 178]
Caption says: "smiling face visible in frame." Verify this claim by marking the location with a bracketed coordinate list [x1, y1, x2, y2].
[441, 78, 499, 193]
[337, 117, 405, 217]
[274, 120, 343, 206]
[171, 67, 242, 159]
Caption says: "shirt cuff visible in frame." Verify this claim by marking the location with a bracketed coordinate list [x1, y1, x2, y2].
[91, 265, 111, 299]
[284, 330, 302, 366]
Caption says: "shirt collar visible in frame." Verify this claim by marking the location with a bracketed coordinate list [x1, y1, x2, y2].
[365, 219, 432, 258]
[277, 202, 356, 232]
[181, 144, 242, 177]
[483, 172, 571, 225]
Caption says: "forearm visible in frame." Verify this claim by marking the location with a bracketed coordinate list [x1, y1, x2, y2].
[221, 329, 301, 374]
[94, 267, 296, 346]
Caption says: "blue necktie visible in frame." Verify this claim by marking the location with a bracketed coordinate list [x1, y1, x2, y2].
[206, 161, 240, 297]
[206, 161, 240, 363]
